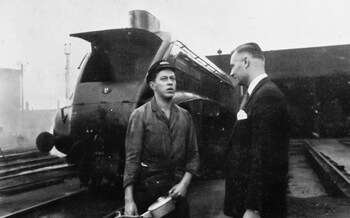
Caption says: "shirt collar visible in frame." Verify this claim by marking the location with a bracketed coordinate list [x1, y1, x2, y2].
[247, 73, 268, 95]
[151, 97, 179, 129]
[150, 97, 177, 114]
[151, 97, 161, 112]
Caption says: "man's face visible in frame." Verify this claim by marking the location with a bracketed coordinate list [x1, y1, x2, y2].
[230, 51, 248, 86]
[150, 69, 176, 100]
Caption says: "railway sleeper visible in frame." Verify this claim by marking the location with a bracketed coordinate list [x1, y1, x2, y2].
[0, 164, 74, 181]
[0, 155, 62, 170]
[0, 172, 77, 196]
[0, 159, 66, 177]
[0, 150, 48, 163]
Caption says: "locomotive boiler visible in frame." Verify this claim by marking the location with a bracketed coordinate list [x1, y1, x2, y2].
[36, 10, 237, 188]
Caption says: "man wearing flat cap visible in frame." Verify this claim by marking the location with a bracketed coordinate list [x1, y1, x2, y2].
[123, 60, 199, 218]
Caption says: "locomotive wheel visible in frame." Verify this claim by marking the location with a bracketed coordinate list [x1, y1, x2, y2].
[36, 132, 55, 153]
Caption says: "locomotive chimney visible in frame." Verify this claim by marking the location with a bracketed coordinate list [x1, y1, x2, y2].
[129, 10, 160, 33]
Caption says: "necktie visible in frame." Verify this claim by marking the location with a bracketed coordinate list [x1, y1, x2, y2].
[239, 92, 249, 109]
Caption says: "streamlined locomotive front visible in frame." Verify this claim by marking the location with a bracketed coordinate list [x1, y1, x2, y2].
[36, 28, 163, 186]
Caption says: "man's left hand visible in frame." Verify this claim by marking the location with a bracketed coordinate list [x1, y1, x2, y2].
[168, 182, 188, 199]
[243, 209, 260, 218]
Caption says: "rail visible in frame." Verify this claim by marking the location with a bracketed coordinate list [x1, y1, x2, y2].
[304, 140, 350, 197]
[0, 189, 86, 218]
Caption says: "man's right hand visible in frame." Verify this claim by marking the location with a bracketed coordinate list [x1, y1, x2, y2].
[124, 185, 138, 215]
[124, 200, 138, 216]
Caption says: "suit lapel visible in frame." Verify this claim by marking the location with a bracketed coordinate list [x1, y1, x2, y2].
[231, 78, 269, 134]
[244, 77, 269, 109]
[227, 78, 270, 153]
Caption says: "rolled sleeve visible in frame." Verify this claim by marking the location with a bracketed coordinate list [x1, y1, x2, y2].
[123, 110, 144, 188]
[185, 114, 200, 176]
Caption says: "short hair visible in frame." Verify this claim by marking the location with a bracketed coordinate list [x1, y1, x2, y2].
[231, 42, 265, 61]
[146, 60, 176, 83]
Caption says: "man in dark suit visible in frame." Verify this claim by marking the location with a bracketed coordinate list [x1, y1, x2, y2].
[224, 42, 290, 218]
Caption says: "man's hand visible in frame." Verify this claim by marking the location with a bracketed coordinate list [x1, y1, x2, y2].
[168, 172, 192, 198]
[124, 200, 139, 216]
[169, 181, 188, 198]
[243, 209, 260, 218]
[124, 184, 138, 215]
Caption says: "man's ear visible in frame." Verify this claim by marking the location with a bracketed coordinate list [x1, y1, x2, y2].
[244, 57, 249, 69]
[149, 81, 156, 91]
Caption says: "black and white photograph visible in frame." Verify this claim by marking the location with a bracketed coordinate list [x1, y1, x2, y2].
[1, 0, 350, 217]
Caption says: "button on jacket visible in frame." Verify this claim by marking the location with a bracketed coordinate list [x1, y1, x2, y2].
[123, 98, 199, 188]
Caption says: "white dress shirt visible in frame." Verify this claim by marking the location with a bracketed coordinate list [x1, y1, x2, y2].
[247, 73, 268, 95]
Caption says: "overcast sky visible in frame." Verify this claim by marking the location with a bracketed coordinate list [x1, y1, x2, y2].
[1, 0, 350, 109]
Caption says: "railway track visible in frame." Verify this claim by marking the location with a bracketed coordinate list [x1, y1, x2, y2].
[339, 137, 350, 146]
[1, 185, 123, 218]
[0, 147, 77, 195]
[304, 140, 350, 197]
[0, 147, 123, 218]
[0, 189, 86, 218]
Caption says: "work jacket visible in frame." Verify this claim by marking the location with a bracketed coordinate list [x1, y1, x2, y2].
[123, 98, 199, 188]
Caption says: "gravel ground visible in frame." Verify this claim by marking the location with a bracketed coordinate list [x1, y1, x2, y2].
[189, 180, 350, 218]
[288, 196, 350, 218]
[189, 140, 350, 218]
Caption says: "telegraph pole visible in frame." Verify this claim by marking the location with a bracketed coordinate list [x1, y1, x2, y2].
[17, 61, 26, 146]
[20, 63, 24, 111]
[64, 43, 71, 102]
[17, 62, 25, 111]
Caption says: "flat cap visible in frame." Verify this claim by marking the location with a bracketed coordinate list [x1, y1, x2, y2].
[146, 60, 176, 83]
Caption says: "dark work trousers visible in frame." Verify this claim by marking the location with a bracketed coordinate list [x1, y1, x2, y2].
[134, 187, 190, 218]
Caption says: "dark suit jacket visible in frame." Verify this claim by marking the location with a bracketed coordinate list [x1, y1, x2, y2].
[224, 78, 290, 218]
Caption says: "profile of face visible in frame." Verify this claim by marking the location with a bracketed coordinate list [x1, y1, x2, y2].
[230, 51, 248, 86]
[149, 69, 176, 100]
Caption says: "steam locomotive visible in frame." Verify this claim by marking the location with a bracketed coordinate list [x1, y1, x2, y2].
[36, 11, 237, 187]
